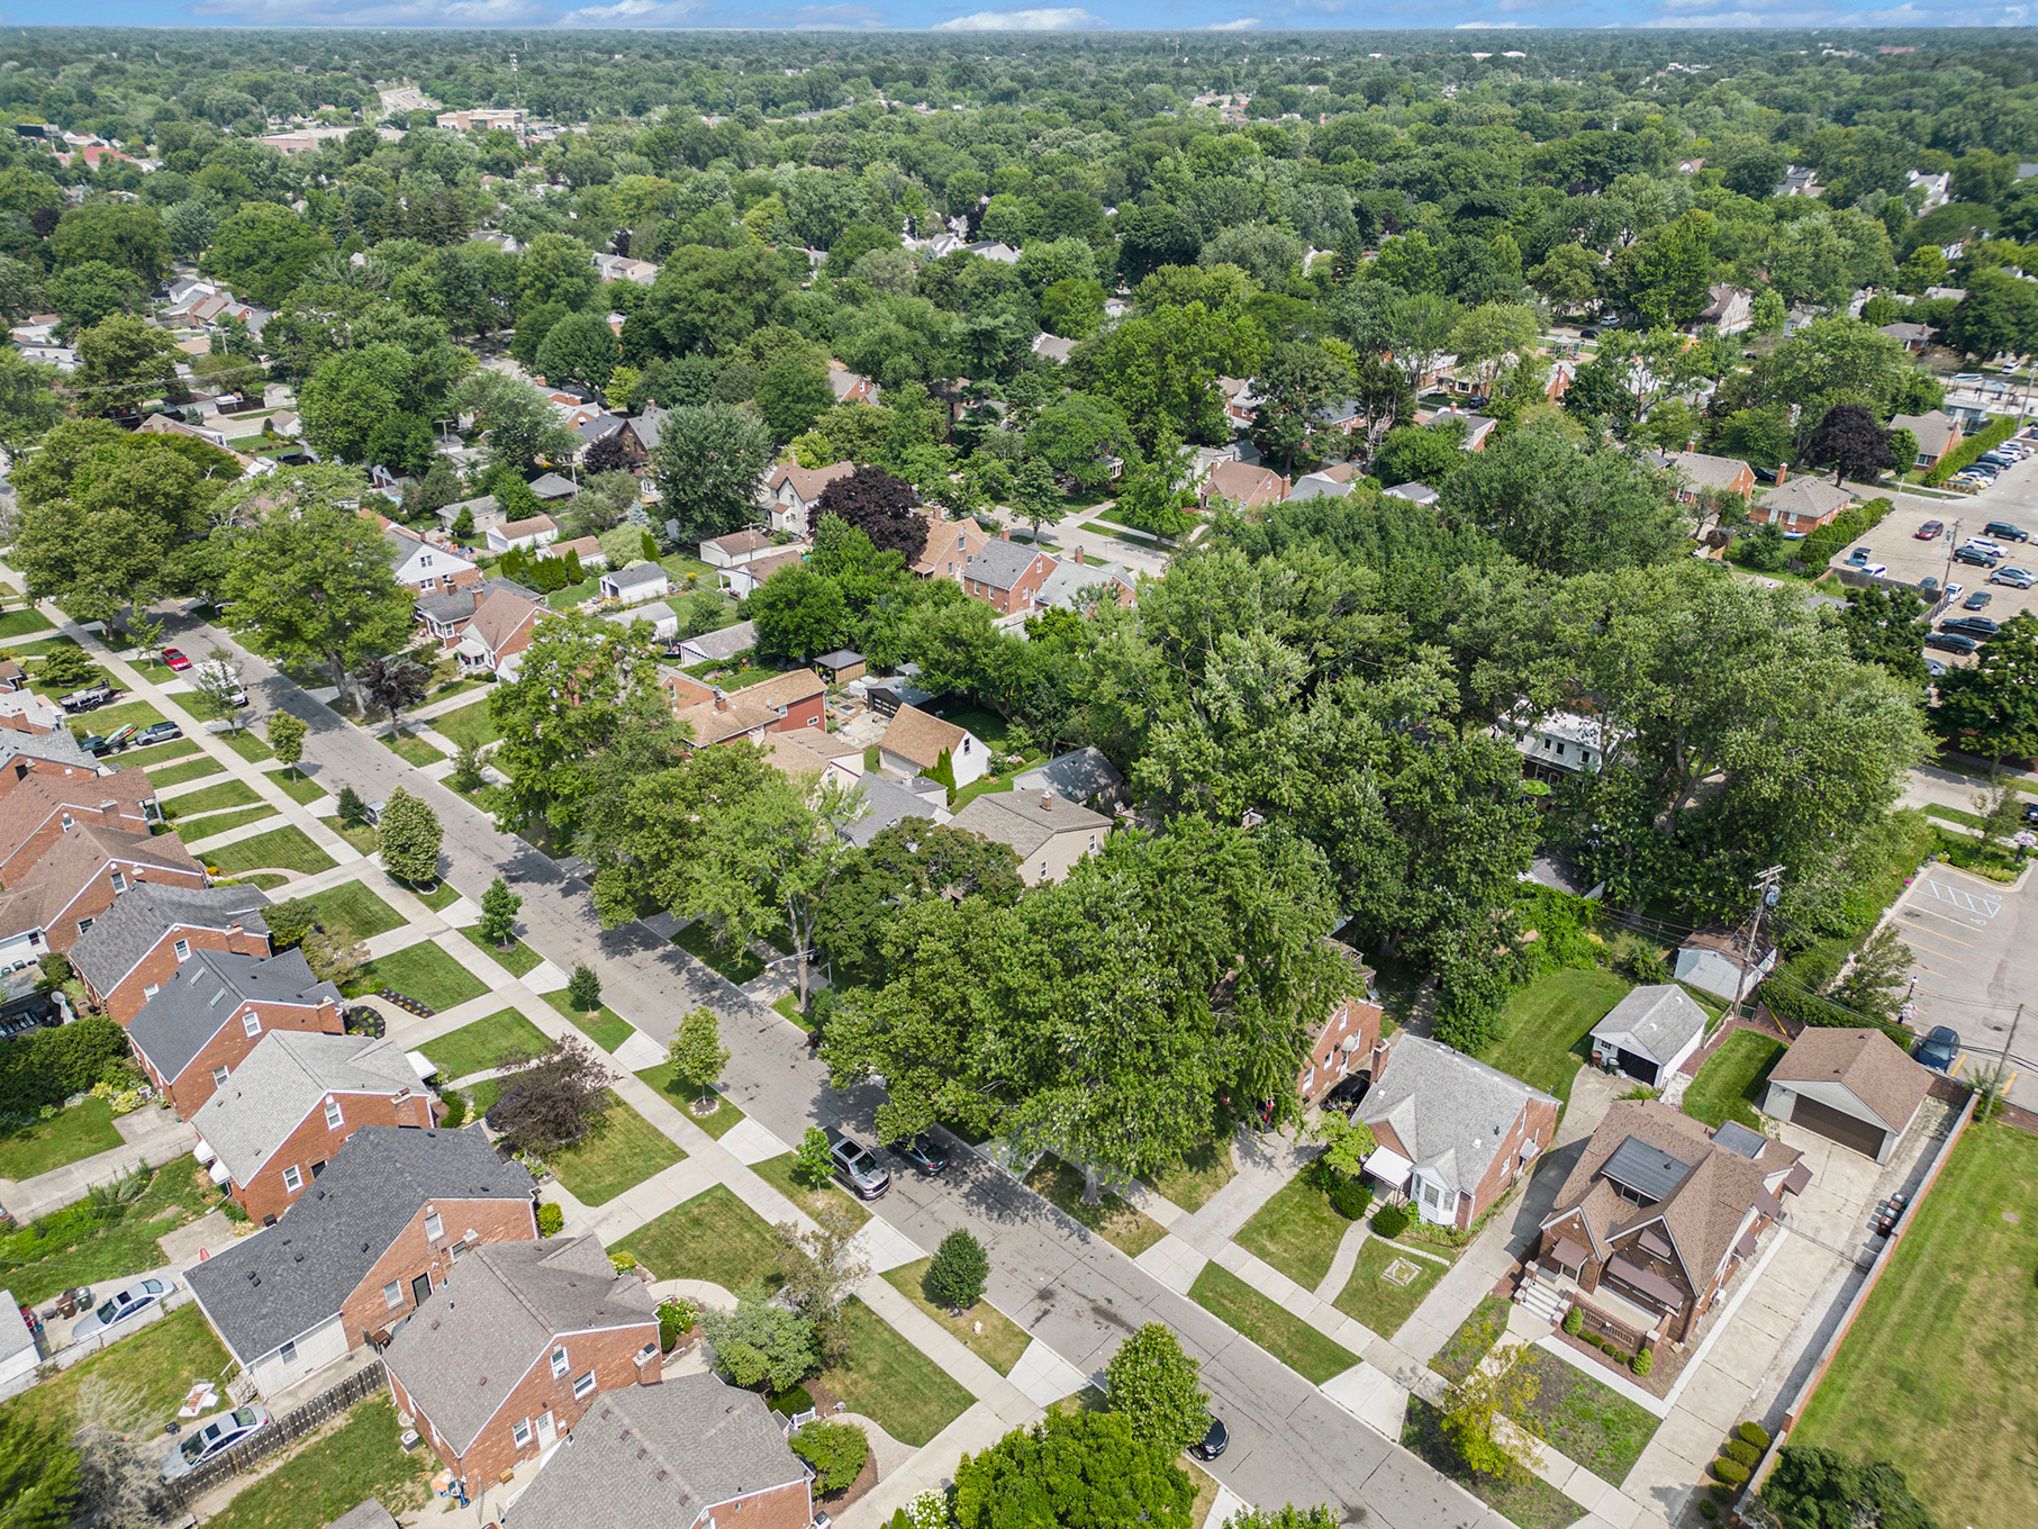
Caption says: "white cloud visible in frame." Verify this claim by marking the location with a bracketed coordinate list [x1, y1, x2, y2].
[556, 0, 697, 22]
[1454, 17, 1536, 24]
[194, 0, 545, 20]
[1207, 16, 1260, 26]
[933, 7, 1105, 28]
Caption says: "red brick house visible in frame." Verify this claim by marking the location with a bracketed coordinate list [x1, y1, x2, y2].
[187, 1126, 538, 1400]
[1655, 450, 1757, 506]
[125, 948, 345, 1118]
[191, 1032, 438, 1224]
[962, 535, 1058, 615]
[1299, 944, 1385, 1103]
[0, 822, 206, 965]
[1760, 472, 1855, 536]
[663, 669, 827, 749]
[500, 1375, 814, 1529]
[1535, 1101, 1807, 1348]
[384, 1237, 659, 1491]
[70, 882, 272, 1024]
[0, 763, 161, 885]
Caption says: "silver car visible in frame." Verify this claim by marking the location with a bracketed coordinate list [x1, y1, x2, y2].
[162, 1406, 269, 1481]
[71, 1278, 170, 1340]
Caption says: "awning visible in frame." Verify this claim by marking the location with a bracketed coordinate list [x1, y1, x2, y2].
[1365, 1146, 1413, 1188]
[1548, 1236, 1590, 1271]
[191, 1139, 216, 1167]
[1783, 1162, 1811, 1196]
[406, 1049, 438, 1082]
[1605, 1255, 1685, 1311]
[206, 1158, 232, 1186]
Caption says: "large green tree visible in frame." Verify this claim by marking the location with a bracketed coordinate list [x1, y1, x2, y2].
[648, 402, 775, 544]
[1936, 612, 2038, 760]
[953, 1411, 1194, 1529]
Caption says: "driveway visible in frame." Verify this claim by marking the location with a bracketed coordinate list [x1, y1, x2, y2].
[1888, 857, 2037, 1106]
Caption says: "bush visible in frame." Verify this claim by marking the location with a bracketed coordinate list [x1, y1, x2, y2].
[1327, 1174, 1373, 1221]
[566, 963, 602, 1013]
[1631, 1348, 1654, 1376]
[1712, 1456, 1750, 1487]
[1516, 885, 1601, 976]
[536, 1202, 565, 1237]
[0, 1016, 130, 1117]
[1737, 1420, 1772, 1451]
[1723, 1438, 1760, 1469]
[658, 1297, 700, 1352]
[791, 1420, 870, 1495]
[1698, 1500, 1719, 1521]
[1798, 496, 1892, 571]
[1370, 1203, 1411, 1238]
[609, 1249, 638, 1273]
[219, 1197, 250, 1224]
[1926, 414, 2017, 486]
[1562, 1305, 1584, 1336]
[439, 1091, 468, 1130]
[925, 1227, 990, 1310]
[1707, 1484, 1735, 1504]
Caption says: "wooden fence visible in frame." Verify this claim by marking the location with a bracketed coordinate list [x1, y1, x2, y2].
[163, 1361, 384, 1506]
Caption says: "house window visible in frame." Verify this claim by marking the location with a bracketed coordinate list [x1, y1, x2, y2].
[424, 1210, 444, 1241]
[551, 1346, 569, 1377]
[383, 1280, 404, 1309]
[323, 1099, 343, 1130]
[243, 1012, 261, 1038]
[59, 813, 73, 831]
[144, 983, 160, 998]
[76, 918, 93, 936]
[282, 1165, 303, 1193]
[173, 939, 191, 962]
[279, 1341, 297, 1365]
[110, 871, 127, 893]
[212, 1065, 229, 1088]
[572, 1370, 596, 1401]
[512, 1418, 532, 1448]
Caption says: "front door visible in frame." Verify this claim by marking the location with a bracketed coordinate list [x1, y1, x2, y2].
[410, 1272, 431, 1307]
[535, 1411, 555, 1449]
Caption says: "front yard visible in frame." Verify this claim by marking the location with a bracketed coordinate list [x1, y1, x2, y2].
[543, 1092, 684, 1206]
[431, 699, 501, 751]
[614, 1184, 782, 1291]
[418, 1007, 550, 1080]
[202, 1398, 434, 1529]
[1332, 1237, 1445, 1340]
[1515, 1347, 1660, 1484]
[1234, 1166, 1348, 1290]
[343, 940, 489, 1013]
[0, 1097, 123, 1180]
[1791, 1121, 2038, 1529]
[296, 880, 405, 944]
[1401, 1397, 1581, 1529]
[1681, 1028, 1788, 1130]
[200, 825, 336, 877]
[813, 1297, 974, 1448]
[1140, 1140, 1236, 1214]
[1478, 968, 1632, 1110]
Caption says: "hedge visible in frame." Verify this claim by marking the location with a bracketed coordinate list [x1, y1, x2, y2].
[0, 1016, 131, 1117]
[1737, 1421, 1772, 1451]
[1799, 496, 1893, 570]
[1925, 414, 2018, 487]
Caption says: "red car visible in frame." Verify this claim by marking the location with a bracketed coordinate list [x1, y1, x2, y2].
[161, 648, 191, 672]
[1916, 520, 1945, 541]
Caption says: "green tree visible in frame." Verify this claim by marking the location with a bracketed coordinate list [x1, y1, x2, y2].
[0, 351, 65, 454]
[1372, 424, 1462, 489]
[755, 353, 836, 442]
[953, 1411, 1194, 1529]
[924, 1227, 990, 1312]
[1947, 267, 2038, 359]
[51, 202, 169, 284]
[1835, 586, 1929, 684]
[1104, 1324, 1208, 1455]
[267, 710, 308, 775]
[701, 1291, 819, 1393]
[566, 962, 602, 1014]
[1027, 392, 1137, 491]
[203, 203, 328, 307]
[649, 402, 776, 544]
[1936, 612, 2038, 759]
[668, 1006, 730, 1110]
[1528, 243, 1600, 312]
[0, 1409, 80, 1529]
[792, 1124, 835, 1189]
[377, 788, 443, 887]
[1762, 1446, 1940, 1529]
[1314, 1112, 1378, 1177]
[535, 310, 621, 392]
[1113, 434, 1199, 539]
[75, 315, 179, 414]
[1438, 1343, 1546, 1483]
[452, 369, 577, 475]
[478, 875, 522, 949]
[747, 566, 852, 668]
[191, 647, 247, 733]
[1248, 341, 1351, 476]
[1440, 423, 1684, 575]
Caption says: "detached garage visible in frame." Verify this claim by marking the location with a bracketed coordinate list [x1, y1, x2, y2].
[1589, 984, 1710, 1087]
[1761, 1027, 1934, 1164]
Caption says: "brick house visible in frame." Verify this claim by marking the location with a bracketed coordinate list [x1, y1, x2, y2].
[0, 763, 161, 885]
[381, 522, 481, 599]
[191, 1032, 438, 1224]
[124, 948, 345, 1118]
[384, 1237, 659, 1491]
[69, 882, 271, 1024]
[1356, 1035, 1559, 1231]
[0, 823, 206, 967]
[1889, 410, 1963, 471]
[912, 514, 990, 583]
[1536, 1101, 1807, 1347]
[1759, 473, 1855, 536]
[1652, 450, 1757, 506]
[500, 1375, 813, 1529]
[1298, 943, 1384, 1102]
[962, 536, 1058, 615]
[662, 669, 828, 749]
[187, 1126, 537, 1399]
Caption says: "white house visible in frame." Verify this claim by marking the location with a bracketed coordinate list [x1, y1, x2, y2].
[762, 462, 855, 537]
[381, 525, 478, 597]
[878, 705, 988, 790]
[598, 563, 672, 604]
[1587, 984, 1711, 1088]
[485, 514, 560, 555]
[1509, 708, 1613, 775]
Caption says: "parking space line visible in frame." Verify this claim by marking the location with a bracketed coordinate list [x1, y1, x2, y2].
[1923, 866, 2011, 902]
[1899, 910, 1981, 944]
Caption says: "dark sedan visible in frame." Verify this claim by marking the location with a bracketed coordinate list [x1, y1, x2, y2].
[1914, 1026, 1961, 1073]
[1190, 1416, 1230, 1461]
[891, 1132, 949, 1176]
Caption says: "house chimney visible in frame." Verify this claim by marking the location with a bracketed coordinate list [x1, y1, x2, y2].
[713, 692, 729, 713]
[1073, 546, 1085, 565]
[1774, 463, 1788, 485]
[999, 527, 1011, 541]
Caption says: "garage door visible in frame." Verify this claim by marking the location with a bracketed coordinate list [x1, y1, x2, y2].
[1787, 1093, 1889, 1158]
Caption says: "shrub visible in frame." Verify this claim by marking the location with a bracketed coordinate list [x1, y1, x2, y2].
[335, 785, 368, 825]
[1327, 1173, 1373, 1221]
[1737, 1420, 1772, 1451]
[925, 1227, 990, 1310]
[439, 1091, 468, 1129]
[1926, 414, 2017, 486]
[0, 1016, 130, 1117]
[609, 1248, 638, 1273]
[1712, 1456, 1750, 1486]
[1723, 1438, 1760, 1469]
[1707, 1484, 1735, 1504]
[566, 963, 602, 1013]
[1631, 1348, 1654, 1376]
[219, 1197, 250, 1224]
[1371, 1203, 1411, 1238]
[1698, 1500, 1719, 1521]
[536, 1202, 565, 1237]
[1562, 1306, 1584, 1336]
[658, 1297, 700, 1352]
[791, 1420, 869, 1495]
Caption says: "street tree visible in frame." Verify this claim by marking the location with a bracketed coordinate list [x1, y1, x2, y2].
[924, 1228, 990, 1312]
[191, 647, 248, 732]
[1012, 456, 1063, 543]
[266, 711, 308, 775]
[952, 1411, 1194, 1529]
[1104, 1324, 1209, 1454]
[1803, 404, 1896, 486]
[490, 1035, 612, 1156]
[668, 1006, 730, 1111]
[478, 876, 522, 949]
[1438, 1343, 1546, 1483]
[377, 788, 443, 886]
[356, 654, 433, 731]
[775, 1204, 869, 1361]
[1112, 433, 1199, 539]
[792, 1125, 835, 1189]
[648, 402, 776, 545]
[566, 962, 602, 1014]
[1835, 586, 1929, 684]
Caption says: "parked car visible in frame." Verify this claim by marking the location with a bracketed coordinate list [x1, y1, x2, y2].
[1845, 547, 1874, 565]
[1943, 615, 2000, 638]
[134, 721, 183, 747]
[1913, 1026, 1961, 1074]
[1955, 545, 2001, 567]
[890, 1132, 949, 1176]
[161, 1406, 269, 1481]
[1925, 632, 1981, 654]
[1943, 582, 1964, 602]
[1991, 566, 2035, 587]
[79, 726, 136, 757]
[1924, 656, 1948, 678]
[1984, 521, 2031, 542]
[1918, 576, 1940, 597]
[72, 1278, 170, 1340]
[826, 1128, 892, 1200]
[1854, 561, 1888, 578]
[1324, 1073, 1372, 1112]
[1915, 520, 1945, 540]
[191, 661, 248, 707]
[1190, 1416, 1230, 1461]
[161, 648, 192, 672]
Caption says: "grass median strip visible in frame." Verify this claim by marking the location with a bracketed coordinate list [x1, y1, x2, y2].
[547, 990, 634, 1052]
[753, 1151, 870, 1229]
[881, 1258, 1032, 1376]
[460, 925, 545, 978]
[1025, 1155, 1165, 1257]
[634, 1064, 744, 1138]
[1188, 1263, 1357, 1385]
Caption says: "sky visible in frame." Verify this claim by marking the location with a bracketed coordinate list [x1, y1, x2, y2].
[32, 3, 2038, 32]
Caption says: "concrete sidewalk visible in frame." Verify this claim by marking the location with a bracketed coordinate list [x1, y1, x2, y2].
[0, 1106, 196, 1222]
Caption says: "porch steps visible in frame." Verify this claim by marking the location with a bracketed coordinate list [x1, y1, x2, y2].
[1516, 1276, 1568, 1327]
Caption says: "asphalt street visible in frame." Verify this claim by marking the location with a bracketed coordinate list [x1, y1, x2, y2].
[162, 610, 1515, 1529]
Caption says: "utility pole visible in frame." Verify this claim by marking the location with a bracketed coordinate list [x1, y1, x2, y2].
[1730, 865, 1785, 1022]
[1941, 517, 1963, 602]
[1992, 1002, 2023, 1109]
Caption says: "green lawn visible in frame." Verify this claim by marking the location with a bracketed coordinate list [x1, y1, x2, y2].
[615, 1184, 783, 1291]
[1517, 1347, 1661, 1483]
[0, 607, 54, 639]
[753, 1152, 871, 1230]
[1024, 1156, 1164, 1257]
[419, 1007, 551, 1079]
[1332, 1237, 1446, 1340]
[1681, 1029, 1788, 1131]
[635, 1064, 745, 1138]
[219, 729, 276, 763]
[0, 1303, 230, 1436]
[380, 729, 446, 768]
[545, 1092, 685, 1206]
[0, 1098, 123, 1180]
[431, 699, 501, 751]
[1793, 1122, 2038, 1529]
[161, 778, 263, 818]
[201, 825, 336, 876]
[145, 755, 224, 788]
[673, 919, 765, 983]
[460, 925, 544, 977]
[1235, 1166, 1348, 1290]
[1431, 1293, 1511, 1383]
[299, 879, 406, 943]
[814, 1296, 974, 1447]
[0, 1163, 214, 1309]
[1188, 1263, 1358, 1384]
[1478, 968, 1632, 1111]
[345, 940, 489, 1013]
[201, 1399, 434, 1529]
[68, 699, 166, 739]
[268, 767, 329, 805]
[1141, 1140, 1237, 1214]
[183, 805, 281, 843]
[121, 737, 202, 770]
[882, 1258, 1032, 1376]
[1401, 1397, 1581, 1529]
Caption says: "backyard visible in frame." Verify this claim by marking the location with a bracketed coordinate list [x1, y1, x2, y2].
[0, 1164, 214, 1306]
[1791, 1121, 2038, 1529]
[0, 1097, 123, 1180]
[202, 1399, 434, 1529]
[0, 1304, 230, 1435]
[1680, 1029, 1788, 1130]
[1478, 968, 1632, 1111]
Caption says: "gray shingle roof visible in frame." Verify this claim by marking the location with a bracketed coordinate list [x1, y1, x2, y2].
[963, 538, 1046, 591]
[382, 1237, 653, 1454]
[680, 620, 756, 663]
[69, 882, 269, 992]
[1013, 746, 1124, 806]
[501, 1375, 807, 1529]
[949, 790, 1109, 860]
[604, 562, 669, 593]
[416, 576, 539, 629]
[186, 1126, 533, 1364]
[842, 775, 943, 848]
[1036, 557, 1134, 613]
[125, 948, 339, 1085]
[1590, 984, 1709, 1068]
[192, 1033, 423, 1184]
[1359, 1034, 1557, 1199]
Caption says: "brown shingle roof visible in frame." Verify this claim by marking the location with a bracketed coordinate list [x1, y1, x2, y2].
[880, 704, 969, 772]
[0, 823, 202, 939]
[497, 514, 558, 541]
[767, 461, 855, 504]
[1768, 1027, 1932, 1133]
[736, 668, 825, 711]
[463, 588, 544, 656]
[1203, 460, 1287, 507]
[0, 767, 156, 863]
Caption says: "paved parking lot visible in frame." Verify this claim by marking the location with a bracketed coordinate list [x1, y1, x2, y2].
[1889, 858, 2037, 1107]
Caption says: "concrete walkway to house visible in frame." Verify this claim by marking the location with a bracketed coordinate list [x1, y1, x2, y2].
[0, 1106, 197, 1223]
